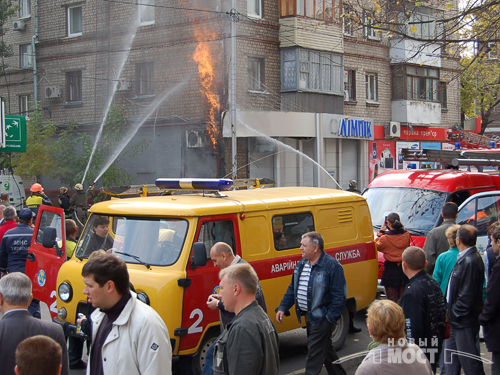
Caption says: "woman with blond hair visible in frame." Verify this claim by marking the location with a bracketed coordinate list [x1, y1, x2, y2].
[355, 300, 432, 375]
[376, 212, 411, 302]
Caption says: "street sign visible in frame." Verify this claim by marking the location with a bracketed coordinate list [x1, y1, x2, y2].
[0, 115, 27, 153]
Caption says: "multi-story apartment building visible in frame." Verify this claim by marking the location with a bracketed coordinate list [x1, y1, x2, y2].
[0, 0, 460, 190]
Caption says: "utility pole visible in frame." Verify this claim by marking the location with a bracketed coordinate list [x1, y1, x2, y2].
[229, 3, 239, 180]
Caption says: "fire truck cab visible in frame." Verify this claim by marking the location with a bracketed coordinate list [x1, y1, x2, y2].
[363, 169, 500, 248]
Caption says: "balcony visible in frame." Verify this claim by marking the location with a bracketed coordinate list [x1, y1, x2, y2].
[392, 100, 441, 125]
[279, 17, 343, 53]
[390, 38, 441, 68]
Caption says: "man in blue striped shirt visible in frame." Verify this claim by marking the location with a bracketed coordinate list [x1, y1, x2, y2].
[276, 231, 347, 375]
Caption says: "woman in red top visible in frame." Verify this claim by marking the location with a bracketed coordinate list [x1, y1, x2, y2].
[376, 212, 411, 303]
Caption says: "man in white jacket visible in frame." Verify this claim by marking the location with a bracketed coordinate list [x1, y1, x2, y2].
[82, 251, 171, 375]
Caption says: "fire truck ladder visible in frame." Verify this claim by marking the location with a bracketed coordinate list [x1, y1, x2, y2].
[403, 148, 500, 167]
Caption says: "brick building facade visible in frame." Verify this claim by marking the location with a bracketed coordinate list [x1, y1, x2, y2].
[0, 0, 461, 190]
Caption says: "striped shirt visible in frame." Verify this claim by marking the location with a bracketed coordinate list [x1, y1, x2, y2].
[297, 262, 311, 312]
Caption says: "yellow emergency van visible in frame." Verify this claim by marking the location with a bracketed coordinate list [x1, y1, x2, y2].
[26, 179, 377, 375]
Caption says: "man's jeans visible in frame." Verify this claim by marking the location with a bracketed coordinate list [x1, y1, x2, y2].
[445, 326, 485, 375]
[305, 316, 346, 375]
[201, 332, 224, 375]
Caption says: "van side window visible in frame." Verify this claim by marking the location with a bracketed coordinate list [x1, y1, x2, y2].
[198, 220, 235, 258]
[272, 212, 314, 250]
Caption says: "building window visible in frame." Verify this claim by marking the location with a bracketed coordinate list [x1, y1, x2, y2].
[67, 5, 82, 37]
[136, 63, 154, 95]
[438, 81, 447, 109]
[392, 65, 439, 101]
[248, 0, 262, 18]
[281, 48, 343, 94]
[66, 71, 82, 102]
[344, 69, 355, 101]
[343, 5, 354, 35]
[406, 7, 444, 40]
[19, 44, 32, 69]
[366, 73, 378, 102]
[488, 42, 498, 60]
[364, 12, 378, 38]
[138, 0, 155, 25]
[19, 95, 30, 115]
[280, 0, 342, 21]
[248, 58, 264, 91]
[19, 0, 30, 18]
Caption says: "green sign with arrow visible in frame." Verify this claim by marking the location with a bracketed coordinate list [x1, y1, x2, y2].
[0, 115, 27, 153]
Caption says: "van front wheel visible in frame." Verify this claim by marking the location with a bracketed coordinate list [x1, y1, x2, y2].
[180, 330, 219, 375]
[331, 307, 349, 351]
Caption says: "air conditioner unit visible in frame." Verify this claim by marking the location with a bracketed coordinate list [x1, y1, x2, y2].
[186, 129, 205, 148]
[13, 21, 26, 31]
[116, 78, 131, 91]
[386, 121, 401, 138]
[45, 86, 62, 99]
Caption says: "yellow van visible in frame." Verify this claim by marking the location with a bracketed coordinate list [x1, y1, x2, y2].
[26, 179, 377, 375]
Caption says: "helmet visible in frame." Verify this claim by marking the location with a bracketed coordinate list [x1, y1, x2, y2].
[30, 183, 43, 193]
[74, 183, 84, 191]
[60, 186, 68, 194]
[349, 179, 357, 188]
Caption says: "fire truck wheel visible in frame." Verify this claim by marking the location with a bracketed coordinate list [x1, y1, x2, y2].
[331, 307, 349, 351]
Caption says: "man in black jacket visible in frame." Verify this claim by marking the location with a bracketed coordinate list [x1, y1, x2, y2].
[213, 263, 279, 375]
[479, 225, 500, 375]
[446, 225, 485, 375]
[203, 242, 267, 375]
[399, 246, 447, 372]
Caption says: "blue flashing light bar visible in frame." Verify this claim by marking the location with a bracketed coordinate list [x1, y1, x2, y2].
[155, 178, 234, 191]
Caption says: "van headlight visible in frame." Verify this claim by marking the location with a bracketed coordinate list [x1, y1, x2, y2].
[137, 292, 150, 305]
[58, 282, 73, 302]
[58, 307, 67, 319]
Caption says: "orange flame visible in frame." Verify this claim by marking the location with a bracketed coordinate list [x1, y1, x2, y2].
[193, 39, 219, 151]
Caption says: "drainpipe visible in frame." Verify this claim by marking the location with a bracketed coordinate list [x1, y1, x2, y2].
[31, 0, 39, 109]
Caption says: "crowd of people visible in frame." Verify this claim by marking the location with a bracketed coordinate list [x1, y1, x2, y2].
[0, 182, 498, 375]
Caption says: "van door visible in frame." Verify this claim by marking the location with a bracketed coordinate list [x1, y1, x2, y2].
[179, 214, 240, 353]
[457, 193, 500, 254]
[24, 205, 66, 319]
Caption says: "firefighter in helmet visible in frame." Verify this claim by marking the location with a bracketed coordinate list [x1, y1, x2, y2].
[346, 179, 361, 194]
[58, 186, 72, 218]
[26, 183, 53, 217]
[70, 183, 94, 234]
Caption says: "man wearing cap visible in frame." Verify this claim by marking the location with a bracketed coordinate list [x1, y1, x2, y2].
[26, 183, 52, 217]
[0, 208, 41, 318]
[70, 184, 93, 232]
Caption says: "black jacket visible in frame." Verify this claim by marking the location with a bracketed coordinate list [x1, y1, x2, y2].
[399, 270, 447, 365]
[447, 247, 485, 329]
[479, 256, 500, 351]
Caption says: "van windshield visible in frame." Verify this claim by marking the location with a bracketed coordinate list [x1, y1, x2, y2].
[74, 214, 188, 266]
[363, 187, 448, 234]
